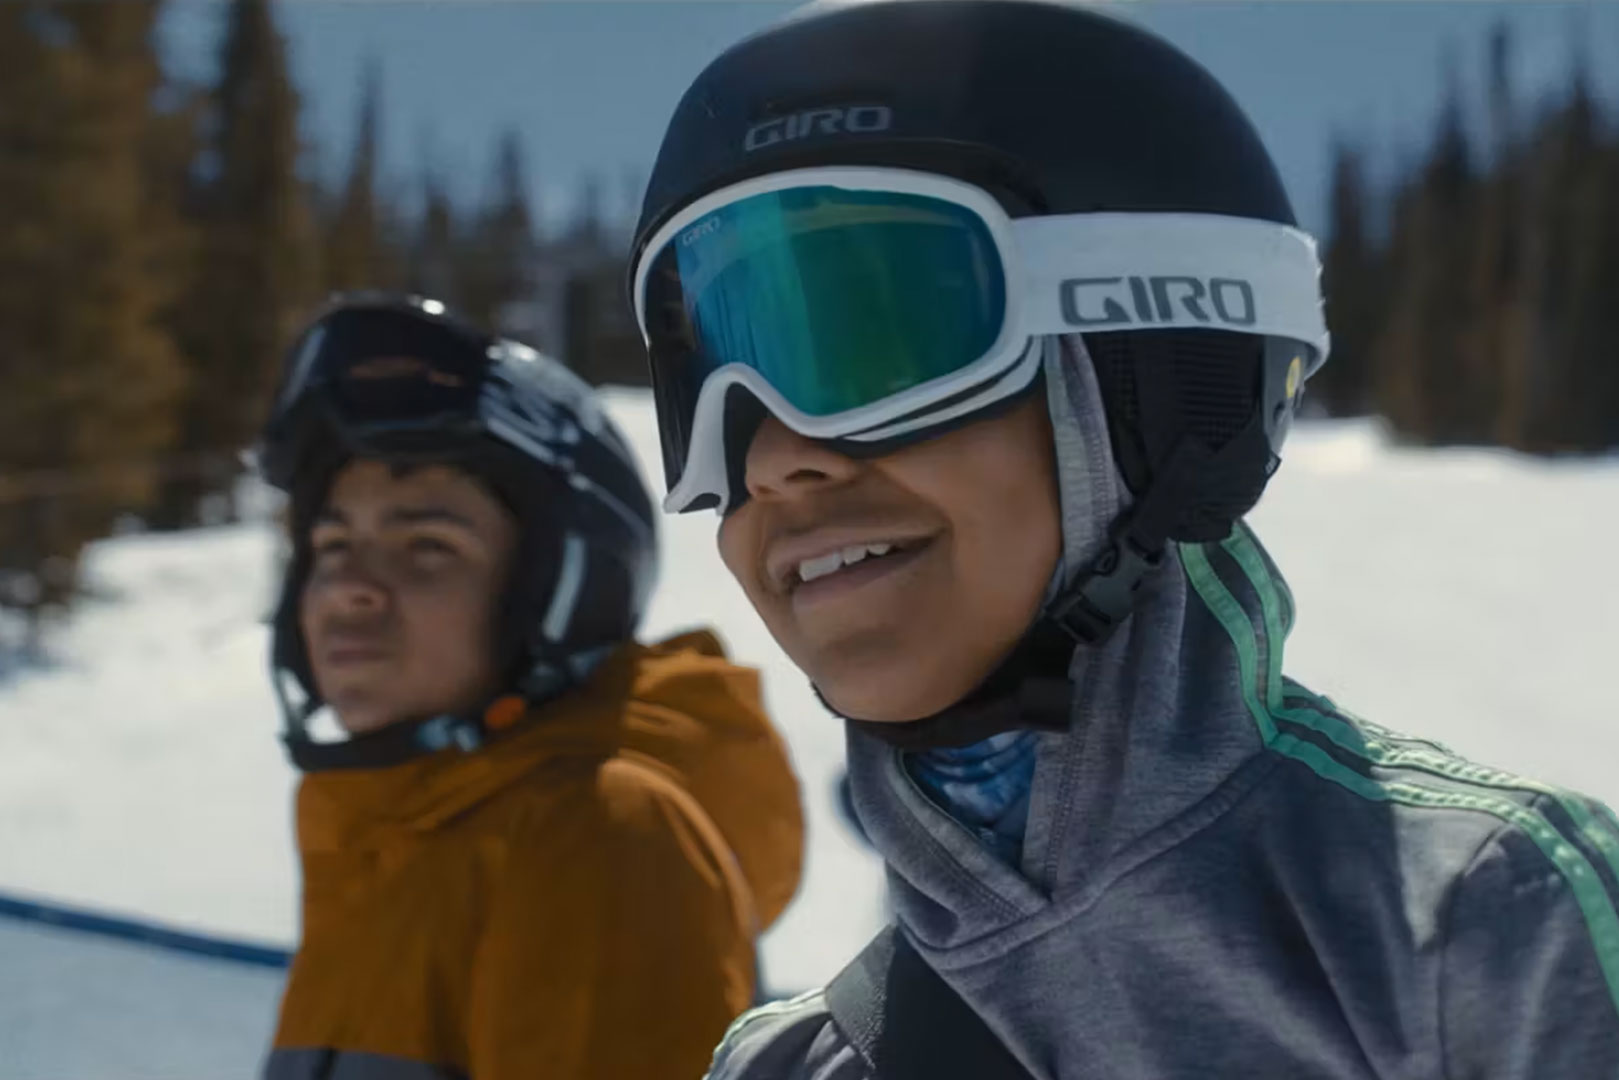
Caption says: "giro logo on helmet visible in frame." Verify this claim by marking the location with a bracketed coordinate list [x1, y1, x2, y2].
[1059, 276, 1258, 328]
[743, 105, 894, 152]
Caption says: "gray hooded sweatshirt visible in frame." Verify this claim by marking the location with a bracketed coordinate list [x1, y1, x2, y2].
[705, 337, 1619, 1080]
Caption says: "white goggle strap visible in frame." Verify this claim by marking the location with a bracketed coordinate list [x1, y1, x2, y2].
[1012, 212, 1330, 361]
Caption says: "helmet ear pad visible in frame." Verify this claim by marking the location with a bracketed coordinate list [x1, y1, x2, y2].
[273, 446, 346, 716]
[457, 445, 569, 691]
[1084, 329, 1285, 543]
[461, 442, 655, 690]
[272, 540, 320, 715]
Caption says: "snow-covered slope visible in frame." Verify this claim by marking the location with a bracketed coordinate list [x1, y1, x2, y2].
[1248, 420, 1619, 802]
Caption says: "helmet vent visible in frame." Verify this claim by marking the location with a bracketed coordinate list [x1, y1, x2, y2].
[1166, 330, 1263, 451]
[1082, 329, 1263, 500]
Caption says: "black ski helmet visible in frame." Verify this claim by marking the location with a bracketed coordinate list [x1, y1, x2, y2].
[259, 294, 659, 771]
[631, 0, 1328, 643]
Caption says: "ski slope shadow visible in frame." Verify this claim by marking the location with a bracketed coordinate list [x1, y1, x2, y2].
[0, 891, 287, 1080]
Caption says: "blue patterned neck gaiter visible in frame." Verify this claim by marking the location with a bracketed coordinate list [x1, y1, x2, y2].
[904, 730, 1040, 867]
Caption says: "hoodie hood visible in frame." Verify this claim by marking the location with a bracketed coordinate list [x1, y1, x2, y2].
[1044, 334, 1130, 601]
[846, 334, 1270, 951]
[705, 336, 1619, 1080]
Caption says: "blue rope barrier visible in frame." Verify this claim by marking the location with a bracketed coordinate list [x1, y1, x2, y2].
[0, 889, 806, 1001]
[0, 890, 292, 969]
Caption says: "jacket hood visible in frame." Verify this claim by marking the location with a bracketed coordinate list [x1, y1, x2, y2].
[295, 629, 803, 930]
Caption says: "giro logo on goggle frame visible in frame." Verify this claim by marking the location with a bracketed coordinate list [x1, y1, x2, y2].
[1059, 275, 1258, 329]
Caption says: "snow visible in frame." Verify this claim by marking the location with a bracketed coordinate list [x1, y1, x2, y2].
[0, 919, 283, 1080]
[2, 395, 1617, 1073]
[1247, 419, 1619, 803]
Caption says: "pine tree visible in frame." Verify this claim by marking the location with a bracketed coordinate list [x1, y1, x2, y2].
[0, 1, 187, 632]
[574, 171, 607, 245]
[408, 160, 458, 302]
[1314, 139, 1382, 417]
[1373, 57, 1480, 444]
[1473, 23, 1537, 449]
[1591, 140, 1619, 449]
[454, 130, 538, 333]
[1519, 32, 1603, 451]
[154, 0, 313, 527]
[1540, 32, 1619, 451]
[1590, 129, 1619, 450]
[1365, 21, 1619, 454]
[322, 61, 403, 295]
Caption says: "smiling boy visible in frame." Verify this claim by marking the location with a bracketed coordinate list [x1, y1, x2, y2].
[627, 3, 1619, 1077]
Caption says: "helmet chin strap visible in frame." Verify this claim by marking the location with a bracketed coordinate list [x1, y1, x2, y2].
[277, 644, 615, 773]
[829, 502, 1154, 753]
[275, 663, 579, 773]
[834, 616, 1076, 752]
[1043, 435, 1207, 646]
[275, 666, 509, 772]
[838, 399, 1273, 753]
[281, 709, 498, 773]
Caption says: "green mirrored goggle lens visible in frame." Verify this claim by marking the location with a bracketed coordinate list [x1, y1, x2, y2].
[646, 186, 1008, 422]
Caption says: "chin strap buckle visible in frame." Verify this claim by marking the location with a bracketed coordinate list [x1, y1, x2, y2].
[1047, 531, 1165, 646]
[415, 712, 487, 753]
[1045, 431, 1229, 647]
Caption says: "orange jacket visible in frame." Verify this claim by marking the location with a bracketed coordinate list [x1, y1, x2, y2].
[264, 631, 803, 1080]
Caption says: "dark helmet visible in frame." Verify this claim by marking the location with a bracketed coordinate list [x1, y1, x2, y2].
[635, 0, 1298, 236]
[259, 294, 659, 770]
[631, 0, 1328, 642]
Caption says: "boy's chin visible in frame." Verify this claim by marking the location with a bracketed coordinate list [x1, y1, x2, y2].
[793, 629, 996, 722]
[332, 707, 397, 736]
[815, 672, 967, 725]
[324, 688, 404, 736]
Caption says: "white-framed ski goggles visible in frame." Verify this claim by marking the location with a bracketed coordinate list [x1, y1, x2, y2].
[632, 166, 1329, 515]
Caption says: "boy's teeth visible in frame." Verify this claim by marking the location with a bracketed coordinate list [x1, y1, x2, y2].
[797, 542, 903, 586]
[798, 552, 846, 584]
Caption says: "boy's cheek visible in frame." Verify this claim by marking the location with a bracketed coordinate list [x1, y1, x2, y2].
[716, 514, 765, 596]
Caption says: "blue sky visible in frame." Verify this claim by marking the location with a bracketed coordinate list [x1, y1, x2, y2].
[158, 1, 1619, 239]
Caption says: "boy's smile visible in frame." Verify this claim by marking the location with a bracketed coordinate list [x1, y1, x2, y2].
[719, 392, 1062, 723]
